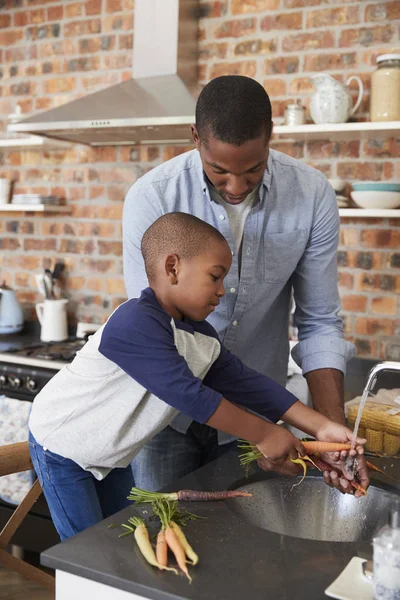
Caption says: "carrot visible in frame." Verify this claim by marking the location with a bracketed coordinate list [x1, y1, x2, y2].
[366, 460, 400, 483]
[156, 528, 168, 567]
[171, 521, 199, 566]
[128, 487, 252, 503]
[165, 525, 192, 583]
[302, 441, 352, 454]
[311, 456, 367, 495]
[126, 517, 178, 574]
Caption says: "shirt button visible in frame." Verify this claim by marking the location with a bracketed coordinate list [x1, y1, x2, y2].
[246, 247, 251, 255]
[242, 285, 247, 293]
[230, 287, 236, 294]
[219, 214, 225, 221]
[231, 250, 234, 256]
[232, 320, 238, 327]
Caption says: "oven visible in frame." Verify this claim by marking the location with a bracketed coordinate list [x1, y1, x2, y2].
[0, 338, 86, 553]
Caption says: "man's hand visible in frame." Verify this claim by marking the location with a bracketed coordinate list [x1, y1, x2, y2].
[256, 456, 303, 476]
[315, 420, 369, 497]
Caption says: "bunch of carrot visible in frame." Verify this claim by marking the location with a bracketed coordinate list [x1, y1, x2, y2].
[122, 487, 253, 582]
[238, 439, 370, 495]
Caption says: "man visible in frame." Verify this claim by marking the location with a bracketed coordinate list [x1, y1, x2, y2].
[123, 75, 366, 494]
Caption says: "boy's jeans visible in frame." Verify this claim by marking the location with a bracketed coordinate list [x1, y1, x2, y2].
[28, 431, 133, 541]
[131, 422, 237, 492]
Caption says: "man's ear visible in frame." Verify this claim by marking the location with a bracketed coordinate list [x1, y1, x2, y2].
[165, 254, 180, 285]
[191, 125, 200, 150]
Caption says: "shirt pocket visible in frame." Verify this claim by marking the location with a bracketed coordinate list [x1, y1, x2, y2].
[263, 229, 308, 282]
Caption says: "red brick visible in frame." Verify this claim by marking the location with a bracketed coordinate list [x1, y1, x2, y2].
[198, 1, 228, 18]
[337, 162, 393, 181]
[210, 61, 257, 79]
[106, 0, 122, 12]
[103, 14, 133, 32]
[371, 297, 398, 315]
[13, 12, 28, 27]
[339, 229, 359, 247]
[39, 40, 77, 58]
[79, 258, 116, 273]
[0, 14, 11, 28]
[64, 19, 101, 37]
[387, 253, 400, 269]
[85, 0, 102, 15]
[304, 52, 357, 72]
[100, 54, 132, 69]
[265, 56, 299, 74]
[307, 6, 359, 28]
[118, 33, 132, 49]
[308, 141, 360, 160]
[86, 278, 105, 292]
[199, 43, 229, 61]
[269, 141, 304, 159]
[96, 205, 124, 219]
[360, 230, 399, 249]
[47, 6, 63, 21]
[0, 238, 21, 251]
[306, 163, 332, 178]
[214, 18, 256, 38]
[283, 31, 334, 52]
[355, 317, 393, 336]
[284, 0, 321, 5]
[234, 38, 277, 56]
[363, 138, 400, 158]
[261, 12, 302, 31]
[263, 78, 286, 96]
[356, 273, 400, 293]
[342, 295, 367, 312]
[354, 338, 378, 358]
[106, 278, 126, 294]
[0, 30, 24, 46]
[24, 239, 58, 252]
[66, 3, 82, 18]
[82, 73, 119, 91]
[338, 271, 354, 290]
[288, 77, 314, 94]
[231, 0, 279, 13]
[339, 25, 395, 48]
[365, 2, 400, 21]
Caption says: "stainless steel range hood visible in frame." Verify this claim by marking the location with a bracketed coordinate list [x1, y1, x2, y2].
[8, 0, 198, 146]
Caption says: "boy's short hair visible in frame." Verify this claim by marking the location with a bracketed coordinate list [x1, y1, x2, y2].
[141, 212, 227, 283]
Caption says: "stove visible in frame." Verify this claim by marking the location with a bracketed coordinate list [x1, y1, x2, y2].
[0, 339, 85, 401]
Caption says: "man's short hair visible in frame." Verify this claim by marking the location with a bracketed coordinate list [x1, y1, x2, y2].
[141, 212, 228, 283]
[195, 75, 272, 146]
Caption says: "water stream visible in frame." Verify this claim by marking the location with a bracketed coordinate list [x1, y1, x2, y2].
[350, 386, 370, 451]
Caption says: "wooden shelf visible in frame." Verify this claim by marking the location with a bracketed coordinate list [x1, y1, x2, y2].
[273, 121, 400, 141]
[339, 208, 400, 217]
[0, 135, 71, 149]
[0, 204, 70, 213]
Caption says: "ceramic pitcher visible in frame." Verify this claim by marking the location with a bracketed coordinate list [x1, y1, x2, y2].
[36, 298, 68, 342]
[310, 73, 364, 124]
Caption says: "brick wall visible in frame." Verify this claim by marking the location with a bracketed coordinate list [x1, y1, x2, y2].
[0, 0, 399, 360]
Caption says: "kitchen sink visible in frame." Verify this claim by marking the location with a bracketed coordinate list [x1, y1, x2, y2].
[228, 475, 400, 542]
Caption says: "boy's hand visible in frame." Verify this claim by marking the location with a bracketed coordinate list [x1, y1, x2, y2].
[256, 424, 305, 467]
[314, 421, 369, 497]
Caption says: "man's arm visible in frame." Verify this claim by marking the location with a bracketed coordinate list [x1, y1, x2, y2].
[291, 176, 355, 422]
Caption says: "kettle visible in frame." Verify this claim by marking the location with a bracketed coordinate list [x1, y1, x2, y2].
[0, 282, 24, 335]
[310, 73, 364, 124]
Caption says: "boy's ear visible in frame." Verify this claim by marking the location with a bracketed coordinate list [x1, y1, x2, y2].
[165, 254, 180, 285]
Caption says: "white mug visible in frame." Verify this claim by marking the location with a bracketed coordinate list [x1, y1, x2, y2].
[0, 179, 11, 204]
[36, 299, 68, 342]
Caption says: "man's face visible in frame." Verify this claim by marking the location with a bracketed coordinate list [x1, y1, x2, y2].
[173, 239, 233, 322]
[192, 127, 270, 205]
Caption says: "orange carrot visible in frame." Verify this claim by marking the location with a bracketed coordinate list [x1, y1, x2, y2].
[366, 460, 400, 483]
[156, 529, 168, 567]
[302, 441, 352, 454]
[165, 525, 192, 583]
[311, 456, 367, 495]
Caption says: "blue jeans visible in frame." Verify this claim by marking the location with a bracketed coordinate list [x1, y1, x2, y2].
[131, 422, 237, 492]
[29, 431, 133, 541]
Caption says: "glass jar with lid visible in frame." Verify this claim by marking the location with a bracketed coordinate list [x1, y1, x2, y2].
[370, 54, 400, 121]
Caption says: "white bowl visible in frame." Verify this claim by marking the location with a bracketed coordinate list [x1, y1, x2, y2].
[350, 190, 400, 209]
[328, 178, 346, 192]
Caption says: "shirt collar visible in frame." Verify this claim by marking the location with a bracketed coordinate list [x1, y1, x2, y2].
[195, 147, 273, 198]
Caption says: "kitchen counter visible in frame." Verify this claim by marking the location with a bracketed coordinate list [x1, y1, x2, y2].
[41, 450, 400, 600]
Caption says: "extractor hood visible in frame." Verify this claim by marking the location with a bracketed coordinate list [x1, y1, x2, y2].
[8, 0, 198, 146]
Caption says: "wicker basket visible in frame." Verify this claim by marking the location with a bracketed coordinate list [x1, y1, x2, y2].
[347, 401, 400, 456]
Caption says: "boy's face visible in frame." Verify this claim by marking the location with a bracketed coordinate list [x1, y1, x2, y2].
[169, 240, 232, 321]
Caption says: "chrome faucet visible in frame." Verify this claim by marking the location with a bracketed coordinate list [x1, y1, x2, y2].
[364, 361, 400, 395]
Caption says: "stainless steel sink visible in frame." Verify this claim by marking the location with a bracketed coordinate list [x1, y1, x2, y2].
[228, 475, 400, 542]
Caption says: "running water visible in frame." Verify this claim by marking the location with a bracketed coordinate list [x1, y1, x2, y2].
[350, 387, 370, 451]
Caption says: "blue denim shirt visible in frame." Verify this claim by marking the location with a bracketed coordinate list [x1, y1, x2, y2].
[123, 149, 355, 443]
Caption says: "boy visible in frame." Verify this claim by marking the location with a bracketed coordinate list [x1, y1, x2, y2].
[29, 213, 365, 541]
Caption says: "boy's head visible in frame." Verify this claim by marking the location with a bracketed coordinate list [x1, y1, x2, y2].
[141, 212, 232, 321]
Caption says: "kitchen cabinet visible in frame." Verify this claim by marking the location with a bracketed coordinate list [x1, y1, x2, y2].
[273, 120, 400, 141]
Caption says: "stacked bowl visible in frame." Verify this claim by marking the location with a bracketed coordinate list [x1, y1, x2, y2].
[350, 182, 400, 209]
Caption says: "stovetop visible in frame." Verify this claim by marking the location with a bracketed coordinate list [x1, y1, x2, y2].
[0, 338, 85, 370]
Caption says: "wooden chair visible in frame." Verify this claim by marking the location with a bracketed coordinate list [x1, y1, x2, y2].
[0, 441, 55, 591]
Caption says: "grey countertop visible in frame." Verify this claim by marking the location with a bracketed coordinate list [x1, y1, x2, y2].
[41, 450, 400, 600]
